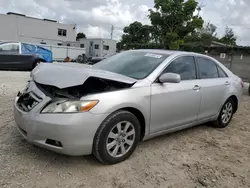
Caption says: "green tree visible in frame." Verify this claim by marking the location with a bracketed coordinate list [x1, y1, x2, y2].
[148, 0, 204, 49]
[183, 22, 220, 52]
[201, 22, 217, 36]
[76, 32, 86, 40]
[219, 26, 237, 46]
[199, 22, 219, 45]
[120, 21, 152, 48]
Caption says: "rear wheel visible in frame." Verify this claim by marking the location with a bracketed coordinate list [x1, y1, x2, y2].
[93, 110, 140, 164]
[213, 98, 235, 128]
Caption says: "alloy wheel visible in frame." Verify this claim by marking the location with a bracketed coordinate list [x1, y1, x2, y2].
[106, 121, 135, 158]
[221, 102, 233, 124]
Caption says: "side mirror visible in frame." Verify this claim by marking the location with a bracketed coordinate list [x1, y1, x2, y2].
[159, 73, 181, 83]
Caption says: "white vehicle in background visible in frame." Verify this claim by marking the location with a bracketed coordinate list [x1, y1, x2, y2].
[39, 43, 86, 62]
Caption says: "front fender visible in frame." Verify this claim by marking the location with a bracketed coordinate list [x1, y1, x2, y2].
[82, 87, 151, 136]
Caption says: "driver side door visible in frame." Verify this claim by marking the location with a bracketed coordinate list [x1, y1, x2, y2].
[150, 55, 202, 133]
[0, 43, 20, 69]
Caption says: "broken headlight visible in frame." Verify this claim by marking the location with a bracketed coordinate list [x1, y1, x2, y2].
[41, 100, 99, 113]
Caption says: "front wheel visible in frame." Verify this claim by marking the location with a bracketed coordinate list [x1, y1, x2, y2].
[213, 98, 235, 128]
[93, 110, 141, 164]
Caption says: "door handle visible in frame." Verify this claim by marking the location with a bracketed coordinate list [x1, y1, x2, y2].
[225, 81, 230, 86]
[193, 85, 201, 90]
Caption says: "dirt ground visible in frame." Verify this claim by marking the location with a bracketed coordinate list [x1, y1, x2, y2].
[0, 71, 250, 188]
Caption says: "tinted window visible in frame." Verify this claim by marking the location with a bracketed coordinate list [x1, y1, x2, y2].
[217, 66, 228, 78]
[93, 51, 168, 79]
[163, 56, 196, 80]
[197, 57, 219, 79]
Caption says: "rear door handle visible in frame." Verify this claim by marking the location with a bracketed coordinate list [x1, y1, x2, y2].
[225, 81, 230, 86]
[193, 85, 201, 90]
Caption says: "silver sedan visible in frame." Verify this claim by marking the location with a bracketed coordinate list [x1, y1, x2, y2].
[14, 49, 243, 164]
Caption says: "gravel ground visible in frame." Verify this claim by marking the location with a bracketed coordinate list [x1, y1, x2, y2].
[0, 71, 250, 188]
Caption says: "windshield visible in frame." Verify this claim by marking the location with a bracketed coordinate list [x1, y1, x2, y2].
[93, 51, 168, 79]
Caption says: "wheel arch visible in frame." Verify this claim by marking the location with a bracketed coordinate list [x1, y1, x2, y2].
[120, 107, 146, 141]
[228, 95, 238, 113]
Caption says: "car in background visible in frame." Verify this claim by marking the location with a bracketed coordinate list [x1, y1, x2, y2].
[0, 42, 52, 71]
[87, 57, 106, 65]
[14, 49, 243, 164]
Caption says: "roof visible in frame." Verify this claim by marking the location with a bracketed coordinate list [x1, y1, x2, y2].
[211, 41, 234, 48]
[0, 41, 19, 45]
[127, 49, 212, 59]
[6, 12, 58, 23]
[131, 49, 187, 55]
[79, 38, 117, 42]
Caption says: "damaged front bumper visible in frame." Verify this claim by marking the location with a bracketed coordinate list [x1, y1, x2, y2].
[13, 81, 108, 156]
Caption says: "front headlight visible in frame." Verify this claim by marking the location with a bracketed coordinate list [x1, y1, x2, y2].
[41, 100, 99, 113]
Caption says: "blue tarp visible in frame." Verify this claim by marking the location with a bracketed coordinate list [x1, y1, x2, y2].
[21, 43, 53, 62]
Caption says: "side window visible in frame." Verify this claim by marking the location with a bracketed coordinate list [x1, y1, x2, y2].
[217, 65, 228, 78]
[163, 56, 197, 80]
[197, 57, 219, 79]
[11, 44, 19, 53]
[0, 44, 13, 51]
[0, 44, 19, 53]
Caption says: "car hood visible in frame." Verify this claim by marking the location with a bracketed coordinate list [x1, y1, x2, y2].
[31, 63, 137, 89]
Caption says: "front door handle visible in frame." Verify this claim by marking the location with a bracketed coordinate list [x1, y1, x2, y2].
[193, 85, 201, 90]
[225, 81, 230, 86]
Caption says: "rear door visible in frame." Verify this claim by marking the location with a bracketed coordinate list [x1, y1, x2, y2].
[196, 56, 230, 120]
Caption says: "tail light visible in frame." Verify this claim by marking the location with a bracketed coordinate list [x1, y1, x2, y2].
[240, 79, 244, 88]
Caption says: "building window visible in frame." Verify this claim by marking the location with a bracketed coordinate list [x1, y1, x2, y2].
[95, 44, 99, 49]
[58, 29, 67, 36]
[67, 43, 70, 46]
[57, 43, 62, 46]
[103, 45, 109, 50]
[63, 30, 67, 36]
[80, 44, 85, 48]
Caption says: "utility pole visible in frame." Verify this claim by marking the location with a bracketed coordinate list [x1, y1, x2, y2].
[111, 25, 114, 40]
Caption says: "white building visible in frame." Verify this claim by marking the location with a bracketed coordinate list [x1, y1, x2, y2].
[0, 12, 79, 47]
[79, 38, 117, 57]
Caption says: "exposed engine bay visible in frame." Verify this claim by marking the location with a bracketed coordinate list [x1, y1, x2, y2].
[35, 77, 134, 99]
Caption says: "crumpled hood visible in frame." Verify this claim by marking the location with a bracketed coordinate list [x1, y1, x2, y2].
[31, 63, 137, 89]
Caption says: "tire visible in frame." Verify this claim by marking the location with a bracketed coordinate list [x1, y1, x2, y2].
[248, 84, 250, 95]
[93, 110, 141, 165]
[213, 98, 235, 128]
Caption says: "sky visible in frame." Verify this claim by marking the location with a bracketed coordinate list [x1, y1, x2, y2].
[0, 0, 249, 45]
